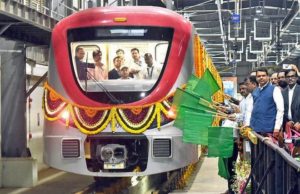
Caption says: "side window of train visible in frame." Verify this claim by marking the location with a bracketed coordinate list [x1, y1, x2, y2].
[155, 43, 168, 65]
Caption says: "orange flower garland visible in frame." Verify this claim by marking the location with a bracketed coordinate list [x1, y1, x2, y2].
[43, 82, 174, 134]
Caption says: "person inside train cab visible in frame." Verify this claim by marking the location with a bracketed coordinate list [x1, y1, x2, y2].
[250, 68, 284, 138]
[143, 53, 162, 80]
[108, 56, 122, 79]
[91, 49, 108, 81]
[129, 48, 145, 79]
[118, 66, 132, 80]
[282, 69, 300, 131]
[116, 49, 126, 66]
[75, 47, 95, 80]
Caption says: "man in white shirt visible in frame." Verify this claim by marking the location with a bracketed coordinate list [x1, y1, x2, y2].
[129, 48, 146, 79]
[142, 53, 162, 80]
[237, 82, 253, 127]
[243, 76, 258, 126]
[250, 68, 284, 138]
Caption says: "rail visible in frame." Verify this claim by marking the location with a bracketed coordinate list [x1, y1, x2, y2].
[242, 132, 300, 194]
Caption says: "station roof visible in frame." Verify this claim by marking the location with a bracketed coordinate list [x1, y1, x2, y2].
[1, 0, 300, 76]
[0, 1, 57, 45]
[174, 0, 300, 75]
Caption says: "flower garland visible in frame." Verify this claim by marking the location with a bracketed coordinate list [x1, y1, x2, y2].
[231, 159, 251, 194]
[43, 82, 174, 135]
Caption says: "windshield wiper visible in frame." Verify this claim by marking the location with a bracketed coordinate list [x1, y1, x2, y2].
[86, 71, 123, 104]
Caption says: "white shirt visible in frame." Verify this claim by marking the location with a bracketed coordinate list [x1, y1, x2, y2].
[258, 83, 284, 129]
[288, 84, 296, 120]
[242, 94, 253, 126]
[142, 64, 162, 80]
[236, 97, 246, 123]
[236, 93, 253, 126]
[222, 119, 238, 138]
[244, 94, 253, 126]
[129, 58, 146, 79]
[273, 86, 285, 129]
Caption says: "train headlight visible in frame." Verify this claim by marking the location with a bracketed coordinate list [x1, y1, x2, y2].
[167, 108, 176, 119]
[100, 147, 114, 161]
[98, 144, 127, 164]
[61, 110, 70, 127]
[140, 92, 146, 98]
[61, 110, 70, 120]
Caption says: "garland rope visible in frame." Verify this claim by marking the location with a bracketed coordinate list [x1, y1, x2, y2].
[43, 82, 174, 134]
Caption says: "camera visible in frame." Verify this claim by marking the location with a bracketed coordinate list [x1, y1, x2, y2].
[283, 64, 292, 70]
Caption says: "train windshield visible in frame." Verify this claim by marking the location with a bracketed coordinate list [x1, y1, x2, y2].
[67, 27, 173, 103]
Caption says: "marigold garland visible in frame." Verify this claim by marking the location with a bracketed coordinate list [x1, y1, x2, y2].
[43, 82, 174, 134]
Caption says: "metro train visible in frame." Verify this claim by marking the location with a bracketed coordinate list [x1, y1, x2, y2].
[43, 6, 222, 177]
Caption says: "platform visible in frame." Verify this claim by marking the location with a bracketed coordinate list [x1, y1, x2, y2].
[171, 157, 228, 194]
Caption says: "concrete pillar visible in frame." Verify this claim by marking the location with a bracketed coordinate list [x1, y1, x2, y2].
[0, 38, 37, 187]
[0, 38, 26, 157]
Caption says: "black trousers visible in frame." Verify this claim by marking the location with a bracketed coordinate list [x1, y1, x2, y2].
[228, 141, 239, 193]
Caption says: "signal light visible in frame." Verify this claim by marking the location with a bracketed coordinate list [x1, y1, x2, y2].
[114, 17, 127, 22]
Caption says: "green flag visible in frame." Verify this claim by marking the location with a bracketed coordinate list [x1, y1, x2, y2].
[192, 79, 212, 102]
[202, 69, 221, 94]
[186, 74, 199, 92]
[193, 69, 220, 101]
[198, 97, 216, 112]
[182, 111, 214, 145]
[218, 158, 230, 179]
[172, 89, 202, 129]
[174, 105, 212, 129]
[173, 90, 217, 130]
[207, 126, 234, 158]
[172, 88, 198, 110]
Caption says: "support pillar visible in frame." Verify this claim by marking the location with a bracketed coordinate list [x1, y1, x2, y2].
[0, 38, 37, 187]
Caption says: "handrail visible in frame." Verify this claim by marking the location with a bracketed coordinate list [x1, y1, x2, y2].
[254, 132, 300, 171]
[246, 131, 300, 194]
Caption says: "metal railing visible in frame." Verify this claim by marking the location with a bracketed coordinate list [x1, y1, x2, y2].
[6, 0, 76, 21]
[6, 0, 135, 21]
[243, 132, 300, 194]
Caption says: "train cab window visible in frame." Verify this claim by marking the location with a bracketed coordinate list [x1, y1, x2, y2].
[68, 27, 173, 104]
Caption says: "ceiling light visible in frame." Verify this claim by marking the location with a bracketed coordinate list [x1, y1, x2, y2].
[256, 6, 262, 14]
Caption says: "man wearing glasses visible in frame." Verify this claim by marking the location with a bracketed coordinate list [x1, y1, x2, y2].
[282, 69, 300, 131]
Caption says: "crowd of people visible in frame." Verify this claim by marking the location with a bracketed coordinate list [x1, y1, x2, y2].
[220, 64, 300, 194]
[74, 46, 162, 81]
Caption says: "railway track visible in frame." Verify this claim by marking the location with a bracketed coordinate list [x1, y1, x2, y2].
[74, 156, 204, 194]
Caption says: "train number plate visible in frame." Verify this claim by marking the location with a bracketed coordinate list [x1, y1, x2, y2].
[104, 162, 125, 169]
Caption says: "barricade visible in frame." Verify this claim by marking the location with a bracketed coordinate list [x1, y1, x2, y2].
[243, 132, 300, 194]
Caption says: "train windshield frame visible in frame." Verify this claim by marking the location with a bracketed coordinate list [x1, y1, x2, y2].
[67, 26, 173, 104]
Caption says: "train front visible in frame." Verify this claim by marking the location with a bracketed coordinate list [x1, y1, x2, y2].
[43, 6, 198, 177]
